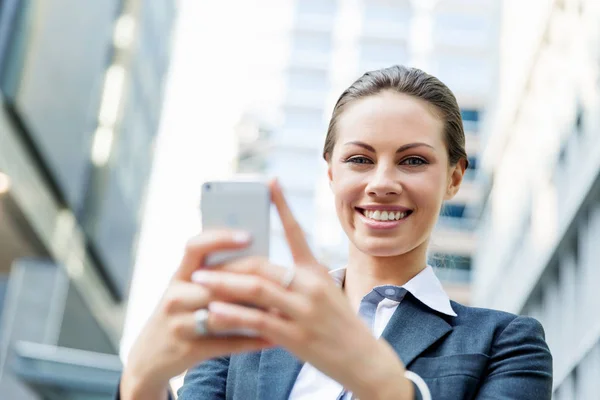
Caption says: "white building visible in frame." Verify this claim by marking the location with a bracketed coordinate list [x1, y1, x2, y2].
[235, 0, 500, 303]
[474, 0, 600, 397]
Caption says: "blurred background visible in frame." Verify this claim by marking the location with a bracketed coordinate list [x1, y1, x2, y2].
[0, 0, 598, 398]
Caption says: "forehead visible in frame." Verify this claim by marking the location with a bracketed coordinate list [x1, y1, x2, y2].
[335, 91, 444, 147]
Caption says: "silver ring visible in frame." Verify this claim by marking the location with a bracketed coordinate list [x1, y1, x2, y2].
[194, 309, 210, 336]
[280, 267, 296, 289]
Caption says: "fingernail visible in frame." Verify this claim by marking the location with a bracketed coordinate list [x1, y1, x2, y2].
[191, 271, 216, 284]
[208, 301, 236, 316]
[233, 231, 251, 243]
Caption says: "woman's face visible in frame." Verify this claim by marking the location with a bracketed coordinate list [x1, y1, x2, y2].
[328, 91, 463, 257]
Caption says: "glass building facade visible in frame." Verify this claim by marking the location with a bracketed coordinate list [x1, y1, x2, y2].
[0, 1, 176, 398]
[474, 0, 600, 397]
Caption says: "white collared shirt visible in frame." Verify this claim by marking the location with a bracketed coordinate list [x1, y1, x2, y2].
[289, 266, 456, 399]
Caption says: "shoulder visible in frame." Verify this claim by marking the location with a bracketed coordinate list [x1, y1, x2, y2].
[449, 301, 548, 348]
[439, 305, 552, 397]
[451, 300, 542, 326]
[450, 300, 516, 321]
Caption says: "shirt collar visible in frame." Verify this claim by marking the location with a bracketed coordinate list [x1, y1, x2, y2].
[329, 265, 457, 317]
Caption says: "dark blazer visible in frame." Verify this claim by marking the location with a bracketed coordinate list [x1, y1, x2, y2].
[177, 293, 553, 400]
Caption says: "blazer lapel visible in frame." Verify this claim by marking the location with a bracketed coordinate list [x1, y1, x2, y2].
[382, 293, 453, 368]
[257, 347, 304, 400]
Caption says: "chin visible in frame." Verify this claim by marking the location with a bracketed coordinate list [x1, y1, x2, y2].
[355, 236, 415, 258]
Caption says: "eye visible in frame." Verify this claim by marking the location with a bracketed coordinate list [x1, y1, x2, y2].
[400, 157, 428, 166]
[345, 156, 373, 165]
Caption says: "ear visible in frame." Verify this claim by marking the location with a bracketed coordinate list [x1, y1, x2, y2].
[444, 159, 467, 200]
[326, 153, 333, 188]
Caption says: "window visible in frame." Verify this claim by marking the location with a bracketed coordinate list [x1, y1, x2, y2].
[361, 2, 411, 40]
[287, 68, 329, 92]
[296, 0, 337, 18]
[429, 253, 472, 283]
[432, 12, 489, 48]
[439, 203, 477, 230]
[280, 107, 325, 148]
[5, 0, 123, 212]
[359, 38, 408, 66]
[0, 275, 8, 325]
[461, 109, 480, 133]
[461, 109, 480, 122]
[282, 107, 324, 132]
[0, 0, 30, 99]
[431, 254, 471, 270]
[441, 203, 467, 218]
[434, 13, 488, 36]
[291, 31, 333, 56]
[433, 57, 490, 93]
[363, 2, 411, 25]
[115, 101, 151, 204]
[467, 156, 478, 170]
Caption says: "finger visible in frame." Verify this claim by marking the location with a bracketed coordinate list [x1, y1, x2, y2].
[207, 301, 302, 345]
[176, 230, 251, 281]
[204, 256, 293, 288]
[169, 304, 271, 341]
[269, 179, 317, 266]
[200, 256, 333, 295]
[169, 311, 273, 350]
[162, 282, 211, 314]
[191, 270, 305, 319]
[167, 309, 255, 340]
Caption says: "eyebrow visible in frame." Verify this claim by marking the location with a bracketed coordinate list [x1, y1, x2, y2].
[344, 141, 434, 153]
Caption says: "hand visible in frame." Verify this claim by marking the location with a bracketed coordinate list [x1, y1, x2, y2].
[191, 179, 413, 399]
[120, 230, 272, 400]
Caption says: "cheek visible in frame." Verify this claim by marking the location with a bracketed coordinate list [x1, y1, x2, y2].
[331, 167, 364, 206]
[405, 171, 447, 210]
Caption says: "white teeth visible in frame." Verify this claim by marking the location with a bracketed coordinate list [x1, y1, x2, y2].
[362, 209, 409, 221]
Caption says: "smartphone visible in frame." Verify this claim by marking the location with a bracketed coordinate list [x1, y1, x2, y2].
[201, 180, 270, 266]
[200, 180, 270, 337]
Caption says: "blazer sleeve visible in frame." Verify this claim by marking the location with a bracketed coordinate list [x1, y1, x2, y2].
[476, 316, 553, 399]
[177, 356, 230, 400]
[114, 379, 174, 400]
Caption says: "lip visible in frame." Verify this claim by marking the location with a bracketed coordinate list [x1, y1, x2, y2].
[357, 204, 413, 212]
[355, 208, 412, 230]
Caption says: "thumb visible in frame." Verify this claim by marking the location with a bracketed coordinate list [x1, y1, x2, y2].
[175, 230, 251, 281]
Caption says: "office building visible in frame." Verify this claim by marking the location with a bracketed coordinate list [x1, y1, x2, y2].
[473, 0, 600, 397]
[236, 0, 500, 304]
[0, 1, 176, 398]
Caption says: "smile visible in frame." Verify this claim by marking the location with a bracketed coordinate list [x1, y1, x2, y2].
[355, 207, 413, 229]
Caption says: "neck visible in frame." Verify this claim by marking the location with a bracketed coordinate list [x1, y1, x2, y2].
[343, 241, 428, 312]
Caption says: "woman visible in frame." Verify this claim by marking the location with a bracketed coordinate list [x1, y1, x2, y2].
[119, 66, 553, 400]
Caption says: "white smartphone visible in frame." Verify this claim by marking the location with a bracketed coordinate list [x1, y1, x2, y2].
[201, 180, 270, 266]
[200, 180, 270, 337]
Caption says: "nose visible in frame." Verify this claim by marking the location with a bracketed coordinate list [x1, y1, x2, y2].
[365, 165, 402, 197]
